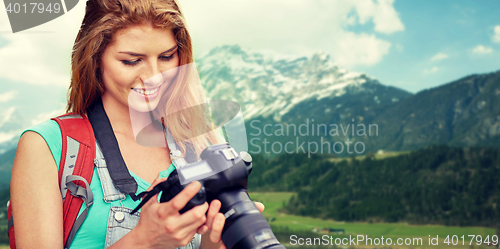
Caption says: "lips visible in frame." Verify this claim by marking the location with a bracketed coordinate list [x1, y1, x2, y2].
[132, 87, 158, 95]
[131, 86, 161, 99]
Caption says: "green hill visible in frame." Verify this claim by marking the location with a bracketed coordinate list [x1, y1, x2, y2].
[248, 145, 500, 228]
[0, 148, 15, 190]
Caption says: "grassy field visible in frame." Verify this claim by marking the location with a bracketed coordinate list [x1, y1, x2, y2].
[249, 192, 497, 249]
[1, 192, 495, 249]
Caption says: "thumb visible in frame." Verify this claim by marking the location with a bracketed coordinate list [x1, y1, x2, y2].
[254, 202, 265, 213]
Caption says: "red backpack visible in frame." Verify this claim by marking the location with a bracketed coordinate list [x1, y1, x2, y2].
[7, 113, 96, 249]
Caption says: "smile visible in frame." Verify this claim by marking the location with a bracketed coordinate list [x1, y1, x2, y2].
[132, 87, 159, 95]
[131, 86, 161, 100]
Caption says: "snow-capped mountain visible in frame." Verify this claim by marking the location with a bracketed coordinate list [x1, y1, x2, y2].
[196, 45, 500, 154]
[198, 45, 409, 121]
[0, 107, 27, 153]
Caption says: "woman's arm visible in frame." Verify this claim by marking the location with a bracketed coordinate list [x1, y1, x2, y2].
[10, 131, 64, 249]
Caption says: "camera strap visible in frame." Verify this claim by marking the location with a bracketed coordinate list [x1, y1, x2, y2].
[130, 179, 171, 214]
[87, 98, 140, 199]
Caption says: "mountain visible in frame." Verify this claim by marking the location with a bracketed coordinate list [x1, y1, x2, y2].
[374, 70, 500, 151]
[0, 107, 27, 154]
[198, 45, 413, 156]
[199, 45, 412, 120]
[199, 45, 500, 155]
[0, 108, 28, 189]
[0, 148, 15, 190]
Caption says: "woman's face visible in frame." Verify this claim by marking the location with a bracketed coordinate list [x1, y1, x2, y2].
[100, 24, 179, 113]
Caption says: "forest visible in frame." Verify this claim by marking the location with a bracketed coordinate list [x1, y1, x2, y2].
[247, 145, 500, 228]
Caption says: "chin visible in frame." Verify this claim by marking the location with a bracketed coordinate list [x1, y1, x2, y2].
[127, 97, 161, 113]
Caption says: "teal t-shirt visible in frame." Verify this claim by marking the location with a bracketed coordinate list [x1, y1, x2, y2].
[24, 120, 175, 249]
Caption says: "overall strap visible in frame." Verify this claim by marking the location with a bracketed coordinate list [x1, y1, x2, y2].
[94, 142, 127, 202]
[165, 128, 189, 168]
[51, 113, 95, 249]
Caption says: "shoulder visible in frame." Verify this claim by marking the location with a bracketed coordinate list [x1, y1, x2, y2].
[21, 119, 63, 167]
[11, 121, 65, 248]
[22, 119, 62, 142]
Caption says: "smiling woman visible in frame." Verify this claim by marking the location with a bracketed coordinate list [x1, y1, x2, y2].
[8, 0, 262, 249]
[100, 25, 179, 113]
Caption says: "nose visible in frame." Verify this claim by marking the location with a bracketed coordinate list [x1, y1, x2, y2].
[140, 61, 163, 86]
[143, 72, 163, 87]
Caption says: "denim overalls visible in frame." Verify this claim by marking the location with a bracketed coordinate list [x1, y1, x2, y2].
[94, 130, 201, 249]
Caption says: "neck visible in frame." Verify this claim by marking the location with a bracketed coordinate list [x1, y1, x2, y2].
[101, 94, 156, 141]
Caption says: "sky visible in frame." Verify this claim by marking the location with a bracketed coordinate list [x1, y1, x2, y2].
[0, 0, 499, 137]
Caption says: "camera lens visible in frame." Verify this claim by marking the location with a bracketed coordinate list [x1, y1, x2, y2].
[266, 246, 286, 249]
[217, 189, 285, 249]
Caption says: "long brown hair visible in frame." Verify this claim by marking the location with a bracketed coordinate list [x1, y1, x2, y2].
[68, 0, 222, 158]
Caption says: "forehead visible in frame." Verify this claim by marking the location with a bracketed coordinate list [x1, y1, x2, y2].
[107, 24, 176, 53]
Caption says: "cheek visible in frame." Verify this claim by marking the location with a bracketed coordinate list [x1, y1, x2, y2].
[103, 65, 136, 90]
[161, 67, 179, 83]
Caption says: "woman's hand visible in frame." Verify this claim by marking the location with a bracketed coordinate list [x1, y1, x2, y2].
[112, 178, 208, 249]
[199, 200, 265, 249]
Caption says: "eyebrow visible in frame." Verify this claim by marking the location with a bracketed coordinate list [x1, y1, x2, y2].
[118, 44, 178, 57]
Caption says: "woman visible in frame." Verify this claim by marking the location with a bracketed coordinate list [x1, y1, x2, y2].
[10, 0, 263, 248]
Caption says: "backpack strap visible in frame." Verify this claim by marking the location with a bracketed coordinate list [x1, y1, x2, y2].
[52, 113, 95, 249]
[7, 200, 15, 248]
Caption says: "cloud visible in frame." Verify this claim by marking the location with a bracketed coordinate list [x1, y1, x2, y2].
[0, 0, 405, 88]
[423, 67, 439, 74]
[0, 90, 17, 103]
[351, 0, 405, 34]
[0, 107, 17, 126]
[471, 45, 493, 55]
[180, 0, 404, 67]
[0, 132, 17, 144]
[334, 32, 392, 66]
[430, 52, 448, 61]
[493, 25, 500, 43]
[0, 107, 22, 144]
[0, 2, 86, 86]
[30, 107, 65, 126]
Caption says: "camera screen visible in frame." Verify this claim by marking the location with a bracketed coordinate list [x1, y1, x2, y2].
[180, 161, 213, 180]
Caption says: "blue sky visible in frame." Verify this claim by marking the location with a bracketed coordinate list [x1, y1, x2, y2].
[0, 0, 499, 135]
[354, 0, 500, 92]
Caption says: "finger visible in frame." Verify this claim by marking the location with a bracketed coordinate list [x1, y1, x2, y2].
[160, 181, 202, 216]
[175, 202, 209, 236]
[206, 200, 222, 230]
[181, 201, 208, 225]
[210, 213, 225, 243]
[197, 224, 209, 234]
[254, 201, 265, 213]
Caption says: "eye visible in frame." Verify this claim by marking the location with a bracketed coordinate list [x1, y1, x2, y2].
[160, 53, 175, 61]
[121, 59, 141, 66]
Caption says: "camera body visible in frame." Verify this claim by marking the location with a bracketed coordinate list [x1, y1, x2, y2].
[142, 143, 285, 249]
[160, 144, 252, 211]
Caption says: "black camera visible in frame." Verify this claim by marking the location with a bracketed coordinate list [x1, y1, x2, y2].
[132, 143, 285, 249]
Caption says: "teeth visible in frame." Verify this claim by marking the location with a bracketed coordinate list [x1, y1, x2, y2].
[134, 88, 158, 95]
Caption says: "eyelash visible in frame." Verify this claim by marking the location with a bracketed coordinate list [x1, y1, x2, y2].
[121, 54, 175, 66]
